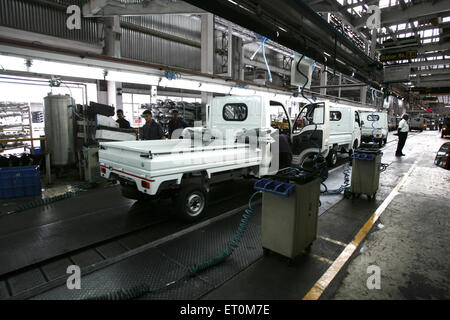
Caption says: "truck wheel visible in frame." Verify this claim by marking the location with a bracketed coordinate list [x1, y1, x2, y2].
[176, 184, 208, 222]
[326, 149, 337, 167]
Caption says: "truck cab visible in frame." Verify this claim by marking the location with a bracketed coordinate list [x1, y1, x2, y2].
[207, 96, 331, 169]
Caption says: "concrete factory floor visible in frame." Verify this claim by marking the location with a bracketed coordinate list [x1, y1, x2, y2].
[204, 130, 450, 300]
[1, 130, 448, 300]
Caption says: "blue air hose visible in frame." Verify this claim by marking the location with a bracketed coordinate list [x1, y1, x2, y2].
[164, 70, 181, 80]
[251, 35, 272, 83]
[84, 191, 263, 300]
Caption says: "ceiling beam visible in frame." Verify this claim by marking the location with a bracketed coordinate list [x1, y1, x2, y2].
[409, 58, 450, 68]
[411, 68, 450, 76]
[355, 0, 450, 28]
[411, 80, 450, 88]
[378, 42, 450, 54]
[411, 74, 450, 82]
[378, 22, 450, 38]
[83, 0, 205, 17]
[306, 0, 356, 26]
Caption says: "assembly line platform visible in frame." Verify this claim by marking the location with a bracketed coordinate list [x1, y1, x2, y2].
[0, 130, 448, 300]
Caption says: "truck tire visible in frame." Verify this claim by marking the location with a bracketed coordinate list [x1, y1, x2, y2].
[326, 149, 337, 167]
[175, 184, 208, 222]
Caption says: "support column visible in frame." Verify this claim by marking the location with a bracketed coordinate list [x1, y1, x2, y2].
[201, 13, 214, 124]
[227, 24, 232, 78]
[320, 68, 327, 96]
[370, 29, 377, 59]
[338, 73, 342, 98]
[104, 16, 122, 110]
[231, 35, 243, 81]
[360, 85, 367, 105]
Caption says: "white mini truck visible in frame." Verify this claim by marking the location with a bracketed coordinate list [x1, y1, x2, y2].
[360, 111, 388, 147]
[99, 96, 360, 221]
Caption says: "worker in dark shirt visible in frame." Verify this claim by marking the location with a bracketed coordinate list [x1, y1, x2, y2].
[168, 109, 188, 139]
[116, 109, 131, 129]
[140, 110, 165, 140]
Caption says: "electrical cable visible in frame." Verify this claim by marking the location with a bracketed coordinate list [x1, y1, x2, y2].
[83, 191, 263, 300]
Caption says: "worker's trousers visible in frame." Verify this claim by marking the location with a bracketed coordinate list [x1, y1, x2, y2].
[396, 132, 408, 155]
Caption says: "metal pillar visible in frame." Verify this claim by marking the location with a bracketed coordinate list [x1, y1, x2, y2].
[360, 85, 368, 105]
[104, 16, 122, 110]
[201, 13, 215, 123]
[320, 69, 327, 96]
[338, 73, 342, 98]
[232, 35, 243, 81]
[370, 29, 377, 59]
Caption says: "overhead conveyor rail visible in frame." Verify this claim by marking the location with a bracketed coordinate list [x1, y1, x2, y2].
[183, 0, 384, 88]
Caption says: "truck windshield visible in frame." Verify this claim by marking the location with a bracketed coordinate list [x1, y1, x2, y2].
[293, 103, 325, 133]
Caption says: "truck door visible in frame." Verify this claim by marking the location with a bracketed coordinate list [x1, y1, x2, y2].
[290, 102, 329, 168]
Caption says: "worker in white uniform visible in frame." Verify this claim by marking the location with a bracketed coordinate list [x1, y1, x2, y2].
[396, 114, 409, 157]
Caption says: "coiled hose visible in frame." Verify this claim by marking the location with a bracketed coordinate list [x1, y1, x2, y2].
[84, 191, 263, 300]
[321, 162, 351, 195]
[0, 184, 89, 218]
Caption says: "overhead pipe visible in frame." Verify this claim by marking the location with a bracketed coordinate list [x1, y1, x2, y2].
[290, 0, 382, 69]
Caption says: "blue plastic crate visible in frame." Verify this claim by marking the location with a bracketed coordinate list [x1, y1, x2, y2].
[254, 178, 296, 197]
[0, 166, 42, 198]
[352, 153, 376, 161]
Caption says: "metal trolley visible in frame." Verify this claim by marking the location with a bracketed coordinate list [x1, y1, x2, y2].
[350, 148, 383, 200]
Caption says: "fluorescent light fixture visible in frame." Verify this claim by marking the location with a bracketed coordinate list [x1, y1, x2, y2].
[30, 60, 104, 80]
[230, 87, 255, 95]
[199, 83, 232, 94]
[159, 78, 201, 90]
[0, 55, 27, 72]
[105, 70, 159, 86]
